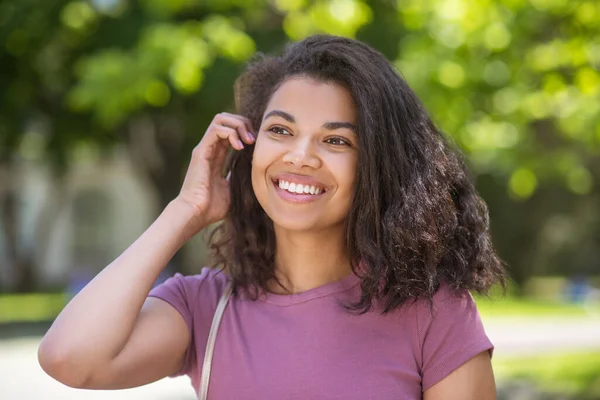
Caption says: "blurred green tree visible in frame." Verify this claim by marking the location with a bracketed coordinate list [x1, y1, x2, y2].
[1, 0, 598, 291]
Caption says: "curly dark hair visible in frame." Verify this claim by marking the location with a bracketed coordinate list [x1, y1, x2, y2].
[209, 34, 507, 314]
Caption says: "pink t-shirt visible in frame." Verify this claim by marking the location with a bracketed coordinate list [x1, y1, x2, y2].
[148, 267, 493, 399]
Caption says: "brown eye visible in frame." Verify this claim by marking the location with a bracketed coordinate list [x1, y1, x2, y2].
[268, 126, 291, 136]
[325, 137, 350, 146]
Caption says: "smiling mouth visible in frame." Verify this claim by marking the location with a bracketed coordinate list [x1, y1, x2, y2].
[273, 179, 326, 195]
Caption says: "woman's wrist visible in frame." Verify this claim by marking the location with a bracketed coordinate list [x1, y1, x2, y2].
[162, 198, 208, 244]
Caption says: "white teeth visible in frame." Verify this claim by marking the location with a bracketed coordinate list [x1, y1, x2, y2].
[277, 180, 324, 195]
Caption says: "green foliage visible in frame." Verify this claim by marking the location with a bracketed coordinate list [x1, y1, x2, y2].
[67, 10, 256, 127]
[1, 0, 599, 286]
[3, 0, 598, 190]
[390, 0, 600, 200]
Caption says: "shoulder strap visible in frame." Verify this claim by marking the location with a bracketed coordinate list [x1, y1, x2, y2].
[198, 281, 233, 400]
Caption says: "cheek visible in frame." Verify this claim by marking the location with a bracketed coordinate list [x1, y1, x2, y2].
[333, 155, 358, 195]
[251, 137, 274, 193]
[250, 152, 263, 195]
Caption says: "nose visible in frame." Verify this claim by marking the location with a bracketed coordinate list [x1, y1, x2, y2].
[282, 137, 321, 169]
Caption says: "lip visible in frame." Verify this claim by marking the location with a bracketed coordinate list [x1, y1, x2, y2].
[270, 173, 328, 204]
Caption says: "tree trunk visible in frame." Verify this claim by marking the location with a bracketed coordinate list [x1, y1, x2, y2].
[0, 171, 37, 292]
[125, 113, 189, 273]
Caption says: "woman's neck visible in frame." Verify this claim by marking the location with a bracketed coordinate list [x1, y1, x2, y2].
[269, 225, 353, 294]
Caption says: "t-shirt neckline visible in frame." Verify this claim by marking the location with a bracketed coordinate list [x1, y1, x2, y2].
[261, 272, 361, 306]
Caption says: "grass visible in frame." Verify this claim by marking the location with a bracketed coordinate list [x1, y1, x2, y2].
[493, 352, 600, 398]
[1, 290, 599, 323]
[475, 295, 600, 319]
[0, 293, 67, 323]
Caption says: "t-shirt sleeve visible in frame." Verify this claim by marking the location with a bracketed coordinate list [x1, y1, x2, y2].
[147, 270, 209, 377]
[417, 284, 494, 391]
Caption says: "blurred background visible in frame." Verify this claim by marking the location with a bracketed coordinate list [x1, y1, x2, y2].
[0, 0, 599, 398]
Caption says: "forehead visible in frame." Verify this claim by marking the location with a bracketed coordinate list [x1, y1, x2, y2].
[264, 77, 356, 123]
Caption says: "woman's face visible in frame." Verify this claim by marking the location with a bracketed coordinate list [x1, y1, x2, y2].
[251, 77, 359, 233]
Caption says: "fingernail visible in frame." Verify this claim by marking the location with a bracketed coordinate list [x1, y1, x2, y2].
[248, 132, 255, 141]
[238, 139, 244, 148]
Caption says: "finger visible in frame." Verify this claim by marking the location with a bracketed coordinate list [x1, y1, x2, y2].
[217, 113, 255, 143]
[220, 112, 255, 133]
[212, 143, 229, 178]
[221, 117, 254, 144]
[214, 124, 244, 150]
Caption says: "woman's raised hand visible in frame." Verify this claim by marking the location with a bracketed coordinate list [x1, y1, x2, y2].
[176, 112, 255, 232]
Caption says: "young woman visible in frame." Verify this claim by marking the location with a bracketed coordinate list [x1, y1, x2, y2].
[39, 35, 506, 399]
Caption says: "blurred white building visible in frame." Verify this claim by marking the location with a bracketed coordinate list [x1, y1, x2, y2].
[0, 145, 205, 290]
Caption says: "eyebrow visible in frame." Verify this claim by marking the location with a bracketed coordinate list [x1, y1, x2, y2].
[263, 110, 357, 133]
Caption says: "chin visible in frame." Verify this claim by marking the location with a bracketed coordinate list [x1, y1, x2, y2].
[268, 210, 347, 235]
[269, 213, 322, 233]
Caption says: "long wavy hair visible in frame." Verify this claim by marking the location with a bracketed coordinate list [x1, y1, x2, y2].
[209, 34, 507, 314]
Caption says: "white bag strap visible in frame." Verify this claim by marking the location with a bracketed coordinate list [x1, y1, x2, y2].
[198, 281, 233, 400]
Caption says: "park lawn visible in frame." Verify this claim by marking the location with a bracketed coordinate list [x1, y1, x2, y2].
[493, 352, 600, 398]
[1, 292, 599, 323]
[0, 293, 67, 323]
[474, 295, 600, 319]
